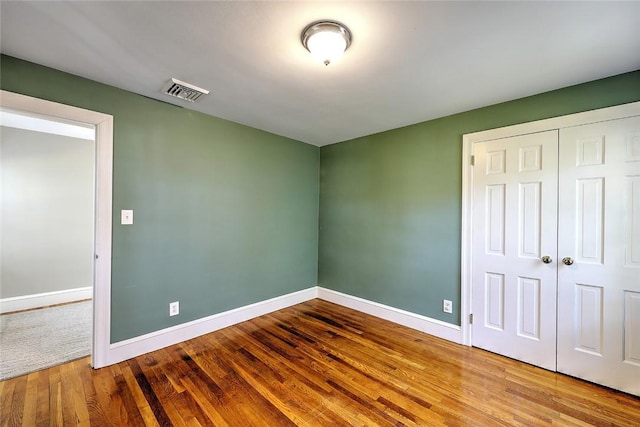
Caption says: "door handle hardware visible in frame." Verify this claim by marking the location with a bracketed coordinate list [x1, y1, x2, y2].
[541, 256, 552, 264]
[562, 257, 574, 266]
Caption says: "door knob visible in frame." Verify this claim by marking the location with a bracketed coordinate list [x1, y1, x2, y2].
[562, 257, 574, 266]
[541, 256, 552, 264]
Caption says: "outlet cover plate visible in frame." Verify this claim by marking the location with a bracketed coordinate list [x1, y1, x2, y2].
[443, 299, 453, 314]
[169, 301, 179, 316]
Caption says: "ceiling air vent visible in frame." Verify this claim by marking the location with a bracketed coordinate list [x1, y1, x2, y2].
[162, 78, 209, 102]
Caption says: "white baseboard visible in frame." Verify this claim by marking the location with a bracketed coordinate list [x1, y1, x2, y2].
[102, 287, 318, 367]
[0, 286, 92, 314]
[98, 286, 462, 368]
[317, 287, 462, 344]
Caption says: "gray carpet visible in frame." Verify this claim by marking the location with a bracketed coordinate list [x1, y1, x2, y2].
[0, 300, 92, 381]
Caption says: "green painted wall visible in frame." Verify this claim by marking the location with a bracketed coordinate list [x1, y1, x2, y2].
[319, 70, 640, 325]
[0, 55, 320, 342]
[3, 54, 638, 337]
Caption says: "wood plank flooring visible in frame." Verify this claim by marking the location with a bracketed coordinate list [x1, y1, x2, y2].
[1, 299, 639, 426]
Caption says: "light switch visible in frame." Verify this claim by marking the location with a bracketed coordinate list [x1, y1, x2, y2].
[121, 209, 134, 225]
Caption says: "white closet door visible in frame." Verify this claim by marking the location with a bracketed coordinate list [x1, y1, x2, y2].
[557, 116, 640, 396]
[472, 131, 559, 371]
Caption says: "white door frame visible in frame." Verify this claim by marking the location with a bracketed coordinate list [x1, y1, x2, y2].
[461, 100, 640, 346]
[1, 90, 113, 368]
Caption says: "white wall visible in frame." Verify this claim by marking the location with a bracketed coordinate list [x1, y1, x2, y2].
[0, 125, 95, 299]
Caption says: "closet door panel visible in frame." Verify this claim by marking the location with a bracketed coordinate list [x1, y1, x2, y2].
[472, 131, 558, 371]
[557, 116, 640, 397]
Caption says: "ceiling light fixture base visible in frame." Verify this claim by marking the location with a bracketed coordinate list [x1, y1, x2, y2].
[301, 20, 352, 66]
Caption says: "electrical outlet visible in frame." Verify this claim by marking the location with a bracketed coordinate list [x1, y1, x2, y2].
[443, 299, 453, 314]
[169, 301, 179, 316]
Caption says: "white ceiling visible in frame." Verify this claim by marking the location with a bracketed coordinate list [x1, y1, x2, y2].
[1, 1, 639, 146]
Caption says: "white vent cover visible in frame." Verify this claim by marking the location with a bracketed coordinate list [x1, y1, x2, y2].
[162, 78, 209, 102]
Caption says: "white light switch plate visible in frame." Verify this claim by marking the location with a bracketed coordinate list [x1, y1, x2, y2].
[121, 209, 134, 225]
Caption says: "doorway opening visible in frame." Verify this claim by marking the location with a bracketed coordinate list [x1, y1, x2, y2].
[0, 109, 95, 379]
[0, 90, 113, 370]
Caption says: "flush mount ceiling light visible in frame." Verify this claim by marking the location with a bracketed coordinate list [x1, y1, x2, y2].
[301, 20, 352, 66]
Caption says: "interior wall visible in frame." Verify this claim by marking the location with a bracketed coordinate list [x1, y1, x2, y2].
[0, 55, 320, 343]
[3, 54, 637, 341]
[0, 126, 94, 299]
[318, 70, 640, 325]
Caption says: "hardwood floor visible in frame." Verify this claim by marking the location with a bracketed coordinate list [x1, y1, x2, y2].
[1, 299, 639, 426]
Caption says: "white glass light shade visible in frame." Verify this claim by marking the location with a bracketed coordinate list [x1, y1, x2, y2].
[302, 21, 352, 66]
[307, 31, 347, 65]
